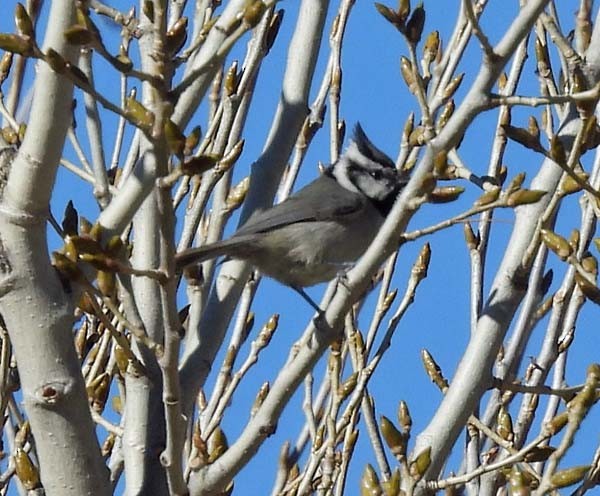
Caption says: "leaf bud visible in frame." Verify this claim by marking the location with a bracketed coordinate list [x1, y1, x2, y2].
[0, 33, 32, 55]
[550, 466, 590, 489]
[164, 119, 186, 158]
[15, 3, 34, 37]
[184, 126, 202, 156]
[405, 2, 425, 44]
[506, 189, 546, 206]
[124, 97, 155, 133]
[243, 0, 267, 28]
[166, 17, 188, 55]
[398, 400, 412, 432]
[14, 448, 40, 490]
[361, 464, 381, 495]
[400, 56, 418, 94]
[428, 185, 464, 203]
[380, 415, 407, 457]
[540, 229, 572, 261]
[442, 73, 464, 100]
[423, 30, 439, 66]
[409, 446, 431, 480]
[421, 349, 448, 391]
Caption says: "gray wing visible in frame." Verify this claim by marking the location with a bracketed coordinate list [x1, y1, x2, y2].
[234, 174, 365, 237]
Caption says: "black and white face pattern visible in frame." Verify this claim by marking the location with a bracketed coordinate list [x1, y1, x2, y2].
[331, 124, 405, 211]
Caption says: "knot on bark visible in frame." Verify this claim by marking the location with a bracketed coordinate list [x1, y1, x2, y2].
[33, 380, 74, 406]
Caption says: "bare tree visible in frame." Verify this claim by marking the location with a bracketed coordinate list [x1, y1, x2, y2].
[0, 0, 598, 495]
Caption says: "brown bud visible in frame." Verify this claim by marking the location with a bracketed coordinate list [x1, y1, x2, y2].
[544, 411, 568, 436]
[361, 464, 381, 495]
[0, 33, 32, 55]
[381, 415, 407, 457]
[62, 200, 79, 236]
[423, 30, 439, 66]
[207, 427, 228, 463]
[313, 425, 325, 451]
[45, 48, 67, 73]
[502, 124, 544, 153]
[569, 229, 580, 252]
[400, 56, 419, 94]
[442, 73, 464, 100]
[581, 253, 597, 276]
[15, 3, 34, 37]
[52, 251, 85, 282]
[114, 51, 133, 73]
[412, 243, 431, 280]
[540, 229, 572, 261]
[375, 3, 403, 30]
[402, 112, 414, 143]
[114, 345, 129, 376]
[405, 3, 425, 44]
[338, 372, 358, 401]
[496, 406, 514, 442]
[97, 270, 116, 298]
[164, 119, 186, 158]
[124, 97, 155, 133]
[64, 25, 94, 45]
[408, 125, 427, 146]
[506, 172, 526, 194]
[220, 139, 245, 170]
[181, 154, 219, 176]
[1, 126, 18, 145]
[429, 185, 464, 203]
[571, 66, 587, 94]
[560, 172, 588, 195]
[101, 432, 116, 457]
[437, 99, 455, 130]
[409, 446, 431, 480]
[523, 446, 555, 463]
[226, 176, 250, 211]
[14, 448, 40, 490]
[497, 72, 508, 91]
[421, 349, 448, 391]
[381, 288, 397, 312]
[575, 272, 600, 305]
[105, 235, 126, 259]
[256, 314, 279, 348]
[506, 189, 546, 206]
[251, 382, 269, 416]
[243, 0, 267, 27]
[527, 115, 540, 140]
[166, 17, 188, 55]
[398, 0, 411, 23]
[142, 0, 154, 21]
[0, 52, 13, 84]
[111, 395, 122, 415]
[474, 187, 500, 206]
[381, 468, 401, 496]
[463, 222, 479, 250]
[265, 9, 284, 52]
[535, 38, 550, 75]
[398, 400, 412, 432]
[550, 135, 567, 164]
[550, 465, 590, 489]
[184, 126, 202, 156]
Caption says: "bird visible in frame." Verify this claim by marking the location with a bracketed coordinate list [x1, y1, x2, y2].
[175, 123, 407, 311]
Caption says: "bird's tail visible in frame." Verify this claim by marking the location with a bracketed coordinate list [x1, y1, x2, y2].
[174, 237, 251, 273]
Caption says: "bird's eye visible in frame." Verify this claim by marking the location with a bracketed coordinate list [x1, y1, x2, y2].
[370, 170, 382, 180]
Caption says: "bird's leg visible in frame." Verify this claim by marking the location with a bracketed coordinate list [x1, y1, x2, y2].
[334, 265, 353, 293]
[292, 286, 324, 315]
